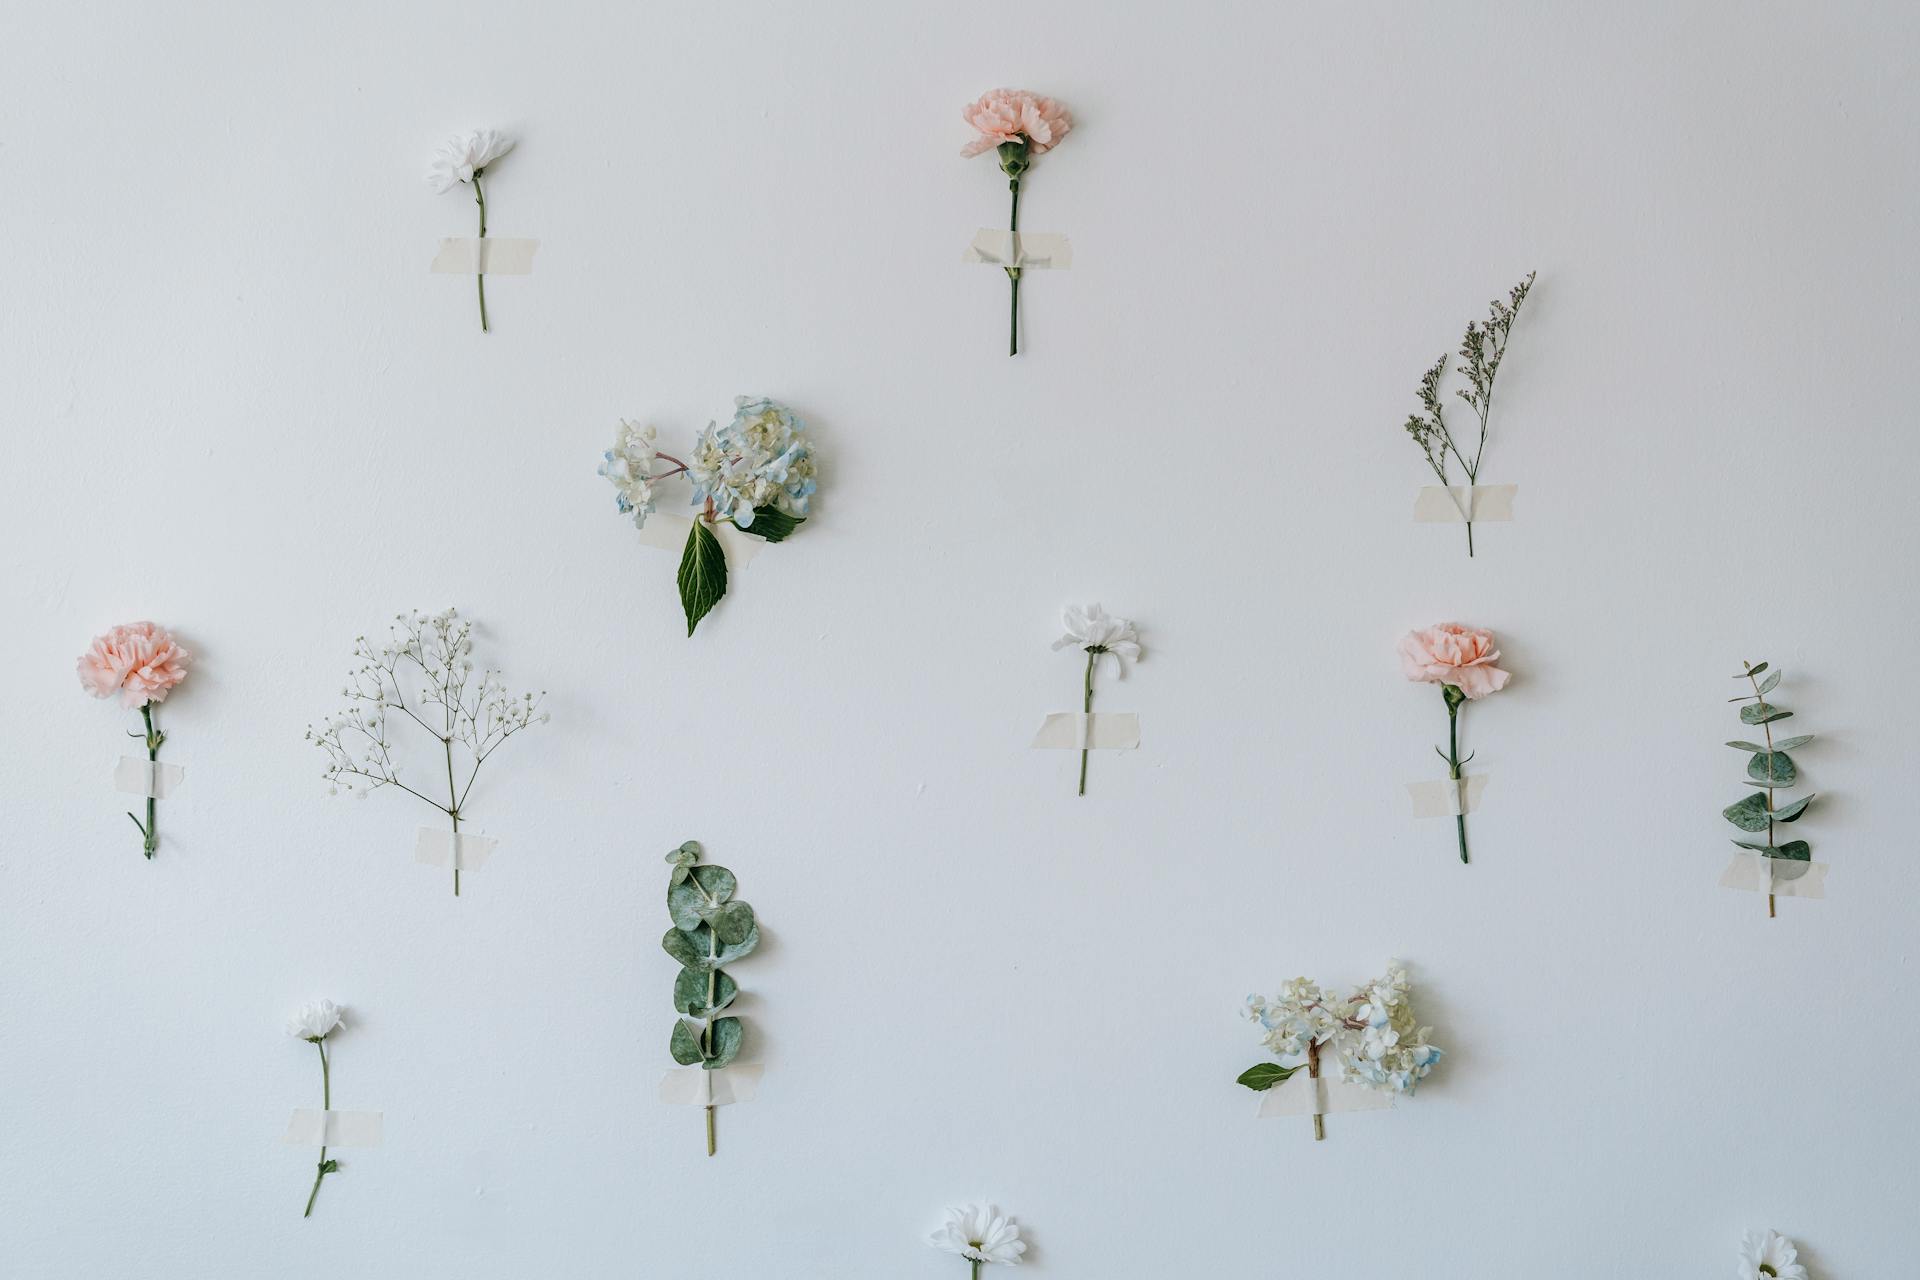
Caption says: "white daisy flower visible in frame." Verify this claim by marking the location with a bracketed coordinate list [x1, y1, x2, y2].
[1737, 1230, 1809, 1280]
[929, 1203, 1026, 1267]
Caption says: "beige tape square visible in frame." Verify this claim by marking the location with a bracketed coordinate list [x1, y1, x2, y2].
[1405, 775, 1488, 818]
[963, 229, 1073, 269]
[1030, 712, 1140, 751]
[115, 757, 185, 799]
[1718, 851, 1827, 899]
[429, 237, 539, 275]
[282, 1108, 384, 1147]
[631, 514, 766, 573]
[1412, 484, 1517, 523]
[1255, 1070, 1393, 1119]
[413, 828, 497, 870]
[658, 1063, 764, 1107]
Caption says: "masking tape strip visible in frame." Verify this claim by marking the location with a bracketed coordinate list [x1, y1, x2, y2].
[414, 828, 497, 870]
[658, 1063, 764, 1107]
[115, 757, 185, 799]
[1405, 774, 1489, 818]
[963, 230, 1073, 269]
[283, 1109, 384, 1147]
[429, 237, 539, 275]
[631, 513, 766, 573]
[1718, 852, 1826, 899]
[1030, 712, 1141, 751]
[1412, 484, 1517, 523]
[1255, 1071, 1392, 1119]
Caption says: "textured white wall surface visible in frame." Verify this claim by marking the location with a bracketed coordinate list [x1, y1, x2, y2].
[3, 2, 1915, 1276]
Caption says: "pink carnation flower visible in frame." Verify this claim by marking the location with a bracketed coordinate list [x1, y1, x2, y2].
[961, 88, 1072, 157]
[1398, 623, 1510, 700]
[78, 621, 191, 709]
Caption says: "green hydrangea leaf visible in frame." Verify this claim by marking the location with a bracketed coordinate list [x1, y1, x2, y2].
[1772, 734, 1815, 751]
[1740, 703, 1794, 726]
[1722, 793, 1773, 832]
[736, 506, 803, 544]
[1235, 1062, 1299, 1092]
[670, 1019, 705, 1065]
[705, 1017, 743, 1068]
[677, 520, 728, 636]
[674, 967, 738, 1018]
[1772, 794, 1814, 823]
[1746, 752, 1797, 786]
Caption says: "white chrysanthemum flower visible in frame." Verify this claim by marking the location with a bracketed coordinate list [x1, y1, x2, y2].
[426, 129, 515, 194]
[598, 420, 659, 527]
[286, 1000, 344, 1042]
[1050, 604, 1141, 675]
[1737, 1230, 1809, 1280]
[929, 1204, 1026, 1266]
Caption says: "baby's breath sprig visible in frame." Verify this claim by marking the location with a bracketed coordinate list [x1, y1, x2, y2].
[1402, 272, 1535, 557]
[306, 608, 548, 896]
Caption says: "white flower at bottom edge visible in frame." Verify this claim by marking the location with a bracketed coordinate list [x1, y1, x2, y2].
[1737, 1230, 1808, 1280]
[286, 999, 344, 1042]
[1050, 603, 1141, 676]
[929, 1203, 1026, 1265]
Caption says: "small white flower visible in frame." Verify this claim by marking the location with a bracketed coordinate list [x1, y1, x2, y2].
[929, 1204, 1025, 1266]
[1737, 1230, 1808, 1280]
[1051, 603, 1141, 675]
[426, 129, 514, 194]
[286, 999, 344, 1042]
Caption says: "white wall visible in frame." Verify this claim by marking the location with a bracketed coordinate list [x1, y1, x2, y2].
[3, 2, 1914, 1275]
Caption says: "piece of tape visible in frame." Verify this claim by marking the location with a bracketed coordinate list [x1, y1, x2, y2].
[631, 513, 767, 573]
[1255, 1070, 1392, 1119]
[1030, 712, 1141, 751]
[963, 230, 1073, 269]
[114, 757, 185, 799]
[1412, 484, 1517, 523]
[413, 828, 497, 870]
[1718, 851, 1826, 899]
[658, 1063, 764, 1107]
[1405, 775, 1489, 818]
[430, 237, 539, 275]
[282, 1109, 384, 1147]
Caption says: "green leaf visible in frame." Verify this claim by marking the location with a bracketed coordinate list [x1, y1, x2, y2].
[669, 865, 689, 886]
[717, 924, 760, 966]
[1725, 740, 1768, 752]
[1758, 670, 1781, 696]
[667, 865, 739, 931]
[706, 1016, 743, 1068]
[1731, 839, 1774, 853]
[674, 967, 738, 1018]
[1772, 794, 1814, 823]
[710, 900, 756, 946]
[1746, 752, 1797, 786]
[665, 843, 700, 869]
[661, 927, 706, 969]
[1744, 662, 1770, 677]
[1721, 793, 1773, 832]
[1235, 1062, 1300, 1092]
[1740, 703, 1794, 725]
[736, 506, 803, 544]
[1772, 734, 1814, 751]
[1774, 839, 1811, 861]
[670, 1019, 705, 1066]
[676, 520, 728, 636]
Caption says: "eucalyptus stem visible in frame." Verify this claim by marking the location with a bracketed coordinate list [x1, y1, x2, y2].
[473, 170, 490, 333]
[1006, 178, 1022, 357]
[705, 926, 718, 1156]
[1077, 647, 1096, 796]
[303, 1038, 332, 1218]
[1749, 666, 1776, 919]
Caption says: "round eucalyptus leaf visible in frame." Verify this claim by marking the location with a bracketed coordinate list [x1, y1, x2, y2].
[706, 1016, 743, 1068]
[670, 1019, 705, 1066]
[1746, 751, 1797, 786]
[1721, 793, 1773, 832]
[711, 901, 756, 946]
[690, 864, 736, 904]
[661, 925, 716, 970]
[674, 967, 738, 1018]
[1772, 794, 1814, 823]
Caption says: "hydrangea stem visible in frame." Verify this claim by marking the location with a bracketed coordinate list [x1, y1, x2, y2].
[473, 170, 490, 333]
[1307, 1040, 1325, 1141]
[303, 1038, 332, 1218]
[1006, 178, 1022, 357]
[1078, 648, 1096, 796]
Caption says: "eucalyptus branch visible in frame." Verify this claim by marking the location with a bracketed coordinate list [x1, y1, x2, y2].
[661, 841, 761, 1156]
[1721, 660, 1818, 918]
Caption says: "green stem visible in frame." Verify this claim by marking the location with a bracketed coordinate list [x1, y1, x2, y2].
[1078, 648, 1096, 796]
[443, 736, 461, 897]
[1748, 666, 1776, 918]
[473, 170, 490, 333]
[972, 1261, 982, 1280]
[139, 703, 159, 859]
[303, 1039, 331, 1218]
[704, 926, 718, 1156]
[1307, 1040, 1325, 1141]
[1006, 178, 1022, 357]
[1446, 696, 1469, 864]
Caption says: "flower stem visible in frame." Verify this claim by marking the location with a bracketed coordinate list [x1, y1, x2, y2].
[1006, 178, 1022, 357]
[1078, 647, 1096, 796]
[443, 736, 461, 897]
[1307, 1040, 1325, 1141]
[303, 1038, 332, 1218]
[473, 170, 490, 333]
[1446, 694, 1469, 864]
[136, 703, 160, 859]
[972, 1262, 982, 1280]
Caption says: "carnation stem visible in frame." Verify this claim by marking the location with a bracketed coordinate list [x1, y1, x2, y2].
[1006, 177, 1022, 357]
[1078, 648, 1096, 796]
[303, 1038, 332, 1218]
[1445, 692, 1469, 864]
[133, 703, 160, 859]
[1307, 1040, 1325, 1142]
[473, 169, 490, 333]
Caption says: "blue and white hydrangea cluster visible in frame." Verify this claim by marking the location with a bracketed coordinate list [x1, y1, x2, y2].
[686, 396, 817, 531]
[597, 419, 659, 528]
[1243, 961, 1442, 1096]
